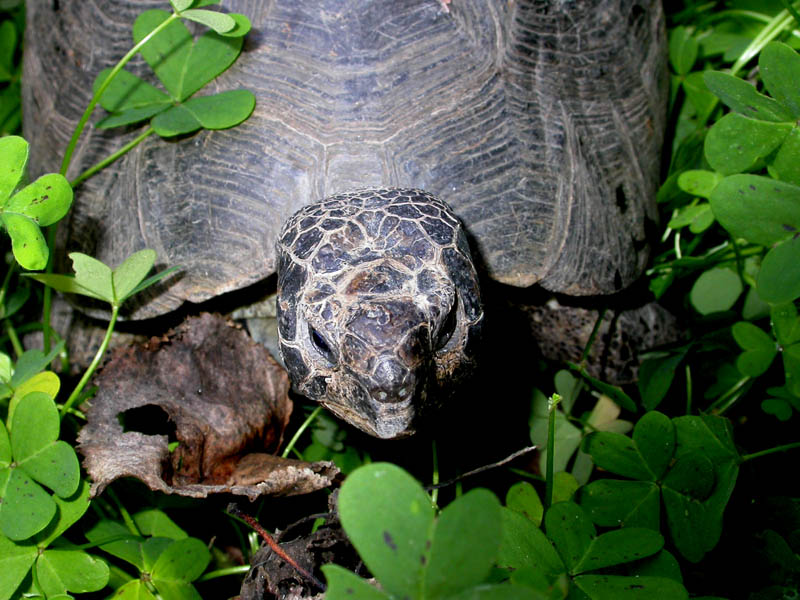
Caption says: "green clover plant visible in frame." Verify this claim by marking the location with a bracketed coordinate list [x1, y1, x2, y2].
[0, 480, 109, 600]
[0, 136, 72, 270]
[86, 508, 210, 599]
[578, 411, 739, 563]
[27, 250, 179, 416]
[325, 462, 533, 600]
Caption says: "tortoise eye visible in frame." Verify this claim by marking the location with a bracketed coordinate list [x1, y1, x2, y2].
[309, 325, 335, 362]
[435, 299, 458, 351]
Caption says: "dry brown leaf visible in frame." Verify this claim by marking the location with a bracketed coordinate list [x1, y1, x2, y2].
[78, 313, 338, 499]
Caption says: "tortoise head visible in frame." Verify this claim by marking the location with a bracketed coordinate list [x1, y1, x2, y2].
[275, 188, 483, 439]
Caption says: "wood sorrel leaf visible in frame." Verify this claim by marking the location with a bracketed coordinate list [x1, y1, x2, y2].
[134, 10, 243, 102]
[760, 42, 800, 119]
[151, 537, 210, 582]
[69, 252, 114, 304]
[134, 10, 191, 101]
[703, 70, 793, 122]
[323, 564, 390, 600]
[1, 212, 48, 270]
[0, 134, 27, 200]
[0, 468, 56, 539]
[689, 267, 742, 315]
[709, 174, 800, 245]
[337, 462, 434, 599]
[6, 173, 72, 226]
[113, 249, 156, 303]
[732, 321, 777, 376]
[676, 169, 723, 198]
[632, 411, 675, 480]
[423, 488, 501, 598]
[572, 527, 663, 575]
[181, 8, 235, 33]
[704, 113, 792, 175]
[544, 501, 595, 572]
[94, 68, 171, 114]
[180, 89, 255, 129]
[0, 533, 37, 599]
[579, 479, 660, 530]
[757, 237, 800, 304]
[770, 127, 800, 186]
[36, 549, 109, 595]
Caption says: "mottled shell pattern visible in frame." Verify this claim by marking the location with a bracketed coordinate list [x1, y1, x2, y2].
[276, 188, 482, 439]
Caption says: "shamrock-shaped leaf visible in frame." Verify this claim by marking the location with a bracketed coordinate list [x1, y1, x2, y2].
[704, 113, 792, 175]
[689, 266, 742, 315]
[703, 70, 793, 122]
[334, 462, 502, 599]
[580, 413, 739, 563]
[760, 42, 800, 119]
[27, 249, 178, 309]
[499, 500, 682, 598]
[710, 175, 800, 246]
[35, 549, 109, 597]
[95, 8, 254, 134]
[758, 235, 800, 304]
[0, 392, 80, 540]
[0, 136, 72, 270]
[732, 321, 777, 376]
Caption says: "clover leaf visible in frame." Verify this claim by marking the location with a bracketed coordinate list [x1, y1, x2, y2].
[0, 136, 72, 270]
[495, 499, 687, 598]
[0, 392, 80, 541]
[326, 462, 536, 599]
[579, 412, 739, 563]
[27, 249, 179, 309]
[87, 510, 208, 600]
[94, 7, 255, 137]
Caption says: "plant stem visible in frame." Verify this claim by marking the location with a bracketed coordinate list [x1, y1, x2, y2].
[544, 393, 561, 510]
[581, 309, 607, 364]
[71, 127, 157, 188]
[60, 304, 119, 417]
[58, 13, 179, 179]
[4, 320, 22, 358]
[685, 364, 693, 415]
[43, 13, 179, 352]
[708, 376, 751, 415]
[280, 405, 323, 459]
[107, 486, 141, 537]
[196, 565, 251, 582]
[741, 441, 800, 462]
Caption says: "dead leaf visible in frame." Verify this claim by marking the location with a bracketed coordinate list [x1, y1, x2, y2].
[78, 313, 338, 499]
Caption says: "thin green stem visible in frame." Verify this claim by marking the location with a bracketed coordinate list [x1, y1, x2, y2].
[43, 13, 179, 352]
[60, 304, 119, 417]
[685, 364, 693, 415]
[730, 10, 794, 75]
[196, 565, 251, 582]
[544, 393, 561, 510]
[281, 405, 323, 458]
[107, 486, 141, 537]
[59, 13, 179, 179]
[4, 320, 22, 358]
[581, 309, 607, 364]
[707, 376, 751, 415]
[0, 260, 14, 307]
[741, 441, 800, 462]
[780, 0, 800, 28]
[71, 127, 157, 188]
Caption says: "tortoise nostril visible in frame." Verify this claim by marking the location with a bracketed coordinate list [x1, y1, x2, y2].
[371, 357, 413, 403]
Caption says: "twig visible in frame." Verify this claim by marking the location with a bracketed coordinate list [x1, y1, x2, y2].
[227, 503, 326, 592]
[426, 446, 537, 491]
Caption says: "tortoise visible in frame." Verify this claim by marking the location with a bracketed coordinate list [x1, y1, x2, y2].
[22, 0, 669, 438]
